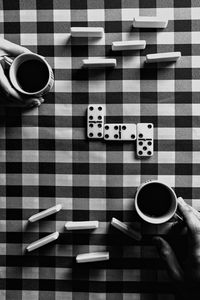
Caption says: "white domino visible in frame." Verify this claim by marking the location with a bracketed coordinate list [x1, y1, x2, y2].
[76, 252, 109, 263]
[146, 52, 181, 63]
[26, 232, 59, 252]
[87, 105, 105, 139]
[133, 16, 168, 28]
[28, 204, 62, 223]
[111, 218, 142, 241]
[70, 27, 104, 37]
[83, 58, 117, 68]
[112, 40, 146, 51]
[104, 124, 136, 141]
[136, 123, 154, 157]
[65, 221, 99, 230]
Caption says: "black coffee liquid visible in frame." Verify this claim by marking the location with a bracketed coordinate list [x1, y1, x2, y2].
[137, 183, 172, 217]
[16, 60, 49, 93]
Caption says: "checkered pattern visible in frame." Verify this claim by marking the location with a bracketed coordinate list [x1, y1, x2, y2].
[0, 0, 200, 299]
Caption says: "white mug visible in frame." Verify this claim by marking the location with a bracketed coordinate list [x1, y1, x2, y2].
[134, 180, 177, 224]
[4, 53, 54, 97]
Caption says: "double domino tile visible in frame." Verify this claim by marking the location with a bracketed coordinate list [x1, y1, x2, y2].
[87, 105, 105, 139]
[87, 105, 154, 157]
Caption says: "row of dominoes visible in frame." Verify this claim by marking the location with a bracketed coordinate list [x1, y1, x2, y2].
[87, 105, 154, 157]
[70, 16, 181, 66]
[26, 206, 141, 262]
[82, 51, 181, 68]
[71, 17, 168, 39]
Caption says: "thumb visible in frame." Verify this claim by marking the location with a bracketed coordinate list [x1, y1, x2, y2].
[0, 38, 31, 57]
[153, 237, 183, 282]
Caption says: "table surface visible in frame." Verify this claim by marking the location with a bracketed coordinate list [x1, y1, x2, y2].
[1, 0, 200, 299]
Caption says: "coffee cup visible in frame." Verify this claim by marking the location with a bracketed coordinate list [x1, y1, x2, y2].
[134, 180, 177, 224]
[4, 53, 54, 97]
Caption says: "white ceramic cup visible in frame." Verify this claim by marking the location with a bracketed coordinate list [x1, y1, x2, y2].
[5, 53, 54, 97]
[135, 180, 177, 224]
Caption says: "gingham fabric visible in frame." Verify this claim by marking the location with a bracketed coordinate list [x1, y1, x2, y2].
[0, 0, 200, 299]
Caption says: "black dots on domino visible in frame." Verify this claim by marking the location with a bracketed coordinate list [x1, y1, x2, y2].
[89, 105, 102, 111]
[104, 124, 109, 139]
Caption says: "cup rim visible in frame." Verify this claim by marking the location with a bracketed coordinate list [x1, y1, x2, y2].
[135, 180, 177, 224]
[9, 53, 52, 96]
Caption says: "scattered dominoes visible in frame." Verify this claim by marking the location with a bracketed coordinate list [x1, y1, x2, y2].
[133, 16, 168, 28]
[82, 58, 117, 68]
[76, 252, 109, 263]
[146, 52, 181, 63]
[65, 221, 99, 230]
[111, 217, 142, 241]
[104, 124, 136, 141]
[112, 40, 146, 51]
[26, 232, 59, 252]
[28, 204, 62, 223]
[70, 27, 104, 37]
[136, 123, 154, 157]
[87, 105, 105, 139]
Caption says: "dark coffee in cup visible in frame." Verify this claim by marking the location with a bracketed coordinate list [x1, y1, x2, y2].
[135, 180, 177, 224]
[9, 53, 54, 97]
[137, 182, 173, 217]
[16, 59, 49, 93]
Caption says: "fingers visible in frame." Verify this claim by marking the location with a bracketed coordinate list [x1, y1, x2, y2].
[23, 97, 44, 108]
[0, 64, 23, 101]
[178, 197, 200, 233]
[153, 236, 183, 282]
[0, 38, 31, 57]
[190, 206, 200, 221]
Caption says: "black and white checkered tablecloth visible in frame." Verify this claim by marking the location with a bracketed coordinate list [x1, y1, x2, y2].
[1, 0, 200, 299]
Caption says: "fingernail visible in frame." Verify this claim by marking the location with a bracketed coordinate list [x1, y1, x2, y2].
[37, 97, 44, 103]
[178, 197, 191, 212]
[177, 197, 185, 205]
[28, 101, 40, 108]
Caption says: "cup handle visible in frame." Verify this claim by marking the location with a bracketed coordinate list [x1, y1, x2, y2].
[3, 56, 13, 66]
[174, 212, 183, 222]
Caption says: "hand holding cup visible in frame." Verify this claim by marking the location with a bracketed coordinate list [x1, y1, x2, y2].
[154, 197, 200, 299]
[0, 38, 53, 108]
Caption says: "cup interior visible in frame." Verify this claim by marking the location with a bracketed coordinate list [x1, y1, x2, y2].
[135, 181, 177, 224]
[9, 53, 50, 95]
